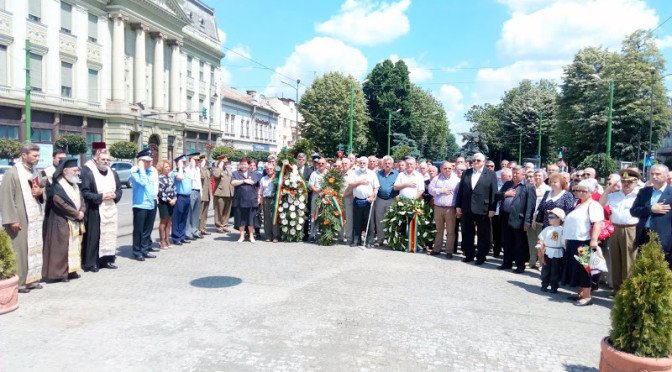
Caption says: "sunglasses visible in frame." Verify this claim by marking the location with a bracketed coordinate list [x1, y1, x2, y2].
[548, 215, 558, 220]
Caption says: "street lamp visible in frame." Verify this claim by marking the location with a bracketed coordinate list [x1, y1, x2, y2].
[387, 108, 401, 156]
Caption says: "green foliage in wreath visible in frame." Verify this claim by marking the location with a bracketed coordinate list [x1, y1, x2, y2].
[315, 167, 345, 246]
[382, 198, 435, 252]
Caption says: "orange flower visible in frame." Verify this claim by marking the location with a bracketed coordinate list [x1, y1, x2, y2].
[323, 220, 329, 225]
[322, 198, 328, 203]
[334, 211, 339, 216]
[328, 178, 335, 183]
[290, 190, 296, 196]
[332, 191, 337, 196]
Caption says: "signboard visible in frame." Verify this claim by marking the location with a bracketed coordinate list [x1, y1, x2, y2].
[252, 144, 269, 151]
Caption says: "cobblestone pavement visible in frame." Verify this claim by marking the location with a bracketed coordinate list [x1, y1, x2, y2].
[1, 231, 609, 371]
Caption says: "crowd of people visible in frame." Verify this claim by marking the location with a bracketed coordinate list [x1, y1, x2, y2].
[2, 142, 671, 308]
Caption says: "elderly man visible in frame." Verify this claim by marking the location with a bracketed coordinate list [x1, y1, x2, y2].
[259, 162, 279, 242]
[212, 156, 234, 233]
[456, 153, 498, 265]
[308, 156, 328, 242]
[428, 161, 459, 258]
[455, 157, 466, 169]
[631, 164, 672, 269]
[497, 166, 536, 273]
[345, 157, 379, 247]
[0, 144, 45, 293]
[42, 158, 86, 283]
[198, 155, 212, 236]
[339, 157, 354, 243]
[600, 169, 640, 294]
[418, 161, 430, 181]
[368, 155, 378, 172]
[185, 154, 202, 240]
[453, 163, 467, 254]
[80, 143, 122, 272]
[370, 155, 398, 247]
[130, 149, 159, 261]
[394, 157, 425, 200]
[583, 167, 604, 194]
[492, 168, 513, 258]
[170, 155, 191, 245]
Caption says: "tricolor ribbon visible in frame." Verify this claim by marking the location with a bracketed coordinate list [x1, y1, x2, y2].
[272, 163, 287, 224]
[331, 195, 345, 228]
[406, 210, 421, 253]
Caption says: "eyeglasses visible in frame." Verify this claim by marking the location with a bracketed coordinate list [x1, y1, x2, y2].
[547, 215, 558, 220]
[486, 165, 495, 168]
[573, 189, 589, 193]
[473, 159, 483, 163]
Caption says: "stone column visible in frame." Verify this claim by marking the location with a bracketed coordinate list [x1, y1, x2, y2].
[169, 40, 182, 112]
[152, 32, 165, 110]
[110, 13, 127, 101]
[133, 24, 148, 104]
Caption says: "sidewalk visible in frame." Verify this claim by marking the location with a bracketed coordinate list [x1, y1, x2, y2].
[0, 233, 609, 371]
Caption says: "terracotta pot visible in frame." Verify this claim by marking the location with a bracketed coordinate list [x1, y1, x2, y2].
[600, 337, 672, 372]
[0, 275, 18, 315]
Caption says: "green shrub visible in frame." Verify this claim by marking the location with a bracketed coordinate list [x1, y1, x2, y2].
[109, 141, 138, 160]
[610, 232, 672, 358]
[578, 153, 619, 178]
[0, 138, 21, 161]
[0, 229, 17, 280]
[54, 133, 87, 155]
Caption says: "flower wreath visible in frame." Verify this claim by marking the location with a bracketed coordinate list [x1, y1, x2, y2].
[382, 198, 435, 252]
[273, 159, 308, 242]
[314, 167, 345, 246]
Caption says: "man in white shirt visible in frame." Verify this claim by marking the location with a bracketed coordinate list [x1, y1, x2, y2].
[185, 153, 202, 240]
[393, 157, 424, 200]
[600, 168, 641, 295]
[308, 157, 328, 242]
[345, 157, 379, 246]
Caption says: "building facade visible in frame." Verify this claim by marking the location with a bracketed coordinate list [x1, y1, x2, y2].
[0, 0, 223, 163]
[220, 87, 279, 152]
[268, 97, 301, 149]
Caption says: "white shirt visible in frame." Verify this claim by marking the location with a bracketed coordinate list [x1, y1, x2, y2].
[538, 225, 565, 258]
[471, 167, 484, 189]
[308, 170, 325, 192]
[564, 200, 604, 241]
[394, 171, 425, 199]
[346, 168, 379, 199]
[533, 183, 552, 219]
[186, 166, 200, 190]
[606, 189, 640, 225]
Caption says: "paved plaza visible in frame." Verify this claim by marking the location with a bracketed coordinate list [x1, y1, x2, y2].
[1, 230, 610, 371]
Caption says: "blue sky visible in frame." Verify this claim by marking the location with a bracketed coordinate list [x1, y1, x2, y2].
[213, 0, 672, 140]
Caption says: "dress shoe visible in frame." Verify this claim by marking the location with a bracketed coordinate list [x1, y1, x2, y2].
[201, 231, 211, 236]
[173, 241, 183, 246]
[68, 272, 81, 280]
[143, 253, 157, 259]
[18, 287, 31, 294]
[493, 253, 501, 258]
[103, 262, 118, 270]
[26, 283, 42, 290]
[461, 257, 474, 263]
[184, 236, 194, 241]
[83, 266, 99, 272]
[497, 265, 512, 270]
[540, 286, 549, 292]
[446, 253, 453, 259]
[549, 288, 558, 294]
[133, 255, 145, 261]
[475, 259, 486, 265]
[194, 233, 204, 239]
[513, 267, 525, 274]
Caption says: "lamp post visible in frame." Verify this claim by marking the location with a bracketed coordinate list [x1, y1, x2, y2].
[387, 108, 401, 156]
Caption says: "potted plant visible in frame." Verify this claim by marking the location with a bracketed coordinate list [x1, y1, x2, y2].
[600, 232, 672, 371]
[0, 229, 19, 314]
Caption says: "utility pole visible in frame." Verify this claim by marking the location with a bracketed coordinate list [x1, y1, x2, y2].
[537, 111, 542, 160]
[387, 111, 392, 156]
[606, 80, 614, 158]
[25, 39, 31, 143]
[518, 127, 523, 164]
[348, 83, 354, 154]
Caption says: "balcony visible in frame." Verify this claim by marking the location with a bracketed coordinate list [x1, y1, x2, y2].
[26, 19, 48, 53]
[0, 10, 13, 44]
[186, 77, 194, 92]
[87, 41, 102, 68]
[59, 31, 77, 58]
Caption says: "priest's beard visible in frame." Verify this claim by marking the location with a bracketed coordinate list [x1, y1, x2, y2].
[96, 164, 108, 173]
[66, 175, 82, 184]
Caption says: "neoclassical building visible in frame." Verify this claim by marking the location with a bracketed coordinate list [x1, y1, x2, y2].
[220, 87, 279, 153]
[0, 0, 223, 163]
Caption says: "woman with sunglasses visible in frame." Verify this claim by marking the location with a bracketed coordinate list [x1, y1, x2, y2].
[561, 180, 604, 306]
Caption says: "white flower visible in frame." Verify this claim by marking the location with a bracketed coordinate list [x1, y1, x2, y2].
[299, 202, 305, 209]
[288, 196, 295, 204]
[290, 228, 296, 235]
[278, 207, 284, 213]
[283, 202, 289, 208]
[282, 226, 288, 232]
[298, 218, 304, 224]
[290, 212, 296, 219]
[280, 212, 286, 219]
[281, 219, 288, 225]
[284, 180, 290, 186]
[290, 220, 296, 226]
[289, 205, 296, 211]
[299, 195, 305, 202]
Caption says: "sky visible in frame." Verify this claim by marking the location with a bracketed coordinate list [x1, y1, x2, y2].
[212, 0, 672, 143]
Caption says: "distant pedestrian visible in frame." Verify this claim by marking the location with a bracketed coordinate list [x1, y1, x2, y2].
[212, 156, 234, 233]
[428, 161, 459, 258]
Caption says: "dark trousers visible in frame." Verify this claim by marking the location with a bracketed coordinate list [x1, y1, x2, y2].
[132, 206, 156, 258]
[541, 254, 562, 289]
[501, 215, 529, 268]
[351, 199, 371, 245]
[453, 217, 461, 253]
[491, 214, 502, 256]
[170, 194, 190, 242]
[639, 228, 672, 270]
[461, 213, 491, 260]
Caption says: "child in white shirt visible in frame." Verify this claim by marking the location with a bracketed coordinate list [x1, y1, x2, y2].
[537, 208, 566, 293]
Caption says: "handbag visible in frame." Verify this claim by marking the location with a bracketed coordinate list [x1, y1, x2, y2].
[535, 191, 550, 224]
[587, 201, 614, 240]
[589, 246, 609, 274]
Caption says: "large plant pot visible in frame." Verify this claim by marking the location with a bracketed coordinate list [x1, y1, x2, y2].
[600, 337, 672, 372]
[0, 275, 18, 315]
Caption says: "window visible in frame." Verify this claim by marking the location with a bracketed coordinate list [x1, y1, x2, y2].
[199, 62, 204, 82]
[29, 53, 42, 92]
[231, 114, 235, 134]
[0, 0, 5, 11]
[61, 62, 72, 97]
[0, 45, 7, 86]
[88, 69, 98, 102]
[186, 56, 192, 78]
[30, 128, 52, 143]
[0, 125, 19, 139]
[210, 66, 215, 84]
[87, 13, 98, 42]
[85, 132, 102, 158]
[60, 2, 72, 33]
[199, 98, 204, 121]
[28, 0, 41, 22]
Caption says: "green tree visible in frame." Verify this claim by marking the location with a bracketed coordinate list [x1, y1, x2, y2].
[408, 85, 454, 160]
[465, 103, 506, 160]
[290, 138, 314, 157]
[247, 150, 271, 162]
[54, 133, 87, 155]
[0, 138, 22, 161]
[390, 133, 421, 159]
[363, 59, 412, 155]
[445, 132, 460, 159]
[299, 73, 370, 156]
[109, 141, 138, 160]
[210, 145, 237, 160]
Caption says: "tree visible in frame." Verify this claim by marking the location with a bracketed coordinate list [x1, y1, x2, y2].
[0, 138, 22, 161]
[54, 133, 87, 155]
[109, 141, 138, 160]
[290, 138, 314, 158]
[408, 85, 454, 160]
[465, 103, 505, 160]
[247, 150, 271, 162]
[445, 132, 460, 159]
[456, 131, 488, 158]
[390, 133, 421, 159]
[363, 59, 412, 155]
[298, 73, 370, 156]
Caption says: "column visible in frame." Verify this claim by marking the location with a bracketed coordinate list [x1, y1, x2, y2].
[152, 32, 164, 110]
[169, 40, 182, 112]
[110, 13, 127, 101]
[133, 24, 148, 104]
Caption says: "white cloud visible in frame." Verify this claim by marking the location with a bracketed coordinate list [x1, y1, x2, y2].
[498, 0, 658, 59]
[436, 85, 468, 133]
[217, 28, 227, 44]
[656, 35, 672, 49]
[315, 0, 411, 46]
[496, 0, 556, 12]
[389, 54, 432, 82]
[264, 37, 368, 98]
[220, 66, 232, 86]
[226, 45, 252, 63]
[474, 60, 565, 104]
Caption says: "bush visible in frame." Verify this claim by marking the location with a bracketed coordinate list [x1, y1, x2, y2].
[247, 150, 271, 162]
[109, 141, 138, 160]
[610, 231, 672, 358]
[54, 133, 87, 155]
[291, 138, 313, 157]
[0, 138, 21, 161]
[578, 153, 619, 178]
[0, 229, 17, 280]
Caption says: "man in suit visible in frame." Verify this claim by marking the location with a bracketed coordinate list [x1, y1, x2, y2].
[456, 153, 498, 265]
[630, 164, 672, 269]
[297, 153, 313, 240]
[212, 156, 234, 233]
[497, 166, 536, 273]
